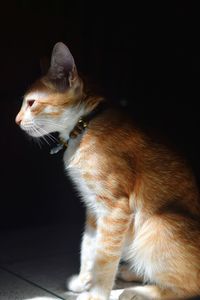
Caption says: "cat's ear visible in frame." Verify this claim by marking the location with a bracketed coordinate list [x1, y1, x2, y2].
[47, 42, 77, 91]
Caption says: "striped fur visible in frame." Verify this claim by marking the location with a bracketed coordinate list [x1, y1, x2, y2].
[16, 42, 200, 300]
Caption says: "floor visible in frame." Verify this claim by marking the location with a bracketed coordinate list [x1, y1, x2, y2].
[0, 223, 133, 300]
[0, 223, 81, 300]
[1, 223, 200, 300]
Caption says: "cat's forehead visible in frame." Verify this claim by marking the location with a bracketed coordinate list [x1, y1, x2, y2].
[24, 78, 53, 101]
[25, 91, 49, 101]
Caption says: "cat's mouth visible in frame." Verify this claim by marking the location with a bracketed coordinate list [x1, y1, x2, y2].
[21, 123, 59, 148]
[21, 123, 46, 137]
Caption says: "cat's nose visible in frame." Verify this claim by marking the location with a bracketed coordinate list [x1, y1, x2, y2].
[15, 114, 22, 125]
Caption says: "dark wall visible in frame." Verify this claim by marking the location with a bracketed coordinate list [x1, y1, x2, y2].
[1, 1, 200, 229]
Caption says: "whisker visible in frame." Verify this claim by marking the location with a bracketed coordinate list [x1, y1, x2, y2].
[25, 127, 41, 148]
[23, 121, 60, 147]
[31, 127, 44, 148]
[48, 133, 59, 143]
[36, 119, 65, 129]
[34, 136, 42, 149]
[36, 127, 59, 143]
[34, 133, 43, 149]
[33, 126, 50, 146]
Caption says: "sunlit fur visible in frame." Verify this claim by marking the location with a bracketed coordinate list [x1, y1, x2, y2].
[16, 43, 200, 300]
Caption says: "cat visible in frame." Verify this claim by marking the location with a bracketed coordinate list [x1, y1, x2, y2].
[15, 42, 200, 300]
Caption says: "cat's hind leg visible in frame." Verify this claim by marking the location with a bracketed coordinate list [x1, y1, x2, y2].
[120, 214, 200, 299]
[118, 285, 184, 300]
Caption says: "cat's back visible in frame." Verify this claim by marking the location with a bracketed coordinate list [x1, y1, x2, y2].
[68, 106, 196, 180]
[67, 107, 200, 215]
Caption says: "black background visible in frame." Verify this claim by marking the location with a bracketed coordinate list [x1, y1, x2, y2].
[0, 1, 200, 230]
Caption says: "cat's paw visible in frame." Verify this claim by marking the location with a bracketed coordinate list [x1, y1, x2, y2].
[77, 291, 106, 300]
[119, 289, 145, 300]
[66, 273, 92, 293]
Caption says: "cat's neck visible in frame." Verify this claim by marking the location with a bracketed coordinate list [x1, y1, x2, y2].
[59, 104, 86, 142]
[59, 95, 105, 144]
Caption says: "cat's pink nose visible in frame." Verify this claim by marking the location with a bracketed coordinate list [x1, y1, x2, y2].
[15, 114, 22, 125]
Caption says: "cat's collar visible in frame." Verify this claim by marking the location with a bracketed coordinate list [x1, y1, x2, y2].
[50, 118, 88, 155]
[50, 101, 107, 155]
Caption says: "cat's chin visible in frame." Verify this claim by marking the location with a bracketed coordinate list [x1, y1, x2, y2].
[27, 132, 43, 138]
[21, 124, 52, 138]
[21, 127, 46, 138]
[28, 131, 44, 138]
[23, 127, 58, 140]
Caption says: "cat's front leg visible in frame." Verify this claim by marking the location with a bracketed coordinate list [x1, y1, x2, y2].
[77, 201, 132, 300]
[67, 210, 97, 293]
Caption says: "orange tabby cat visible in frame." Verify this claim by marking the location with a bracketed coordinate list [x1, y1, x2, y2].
[15, 42, 200, 300]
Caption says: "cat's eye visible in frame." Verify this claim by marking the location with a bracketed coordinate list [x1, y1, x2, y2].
[27, 100, 35, 107]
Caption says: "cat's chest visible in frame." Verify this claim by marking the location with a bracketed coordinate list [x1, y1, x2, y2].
[63, 138, 105, 209]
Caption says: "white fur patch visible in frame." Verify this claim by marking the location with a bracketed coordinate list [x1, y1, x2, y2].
[25, 91, 48, 101]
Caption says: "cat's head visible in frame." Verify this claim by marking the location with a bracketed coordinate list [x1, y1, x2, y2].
[15, 42, 86, 138]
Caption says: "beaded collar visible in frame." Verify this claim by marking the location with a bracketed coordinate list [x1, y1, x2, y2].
[50, 101, 107, 155]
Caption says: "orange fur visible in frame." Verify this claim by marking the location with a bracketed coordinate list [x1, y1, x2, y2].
[16, 42, 200, 300]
